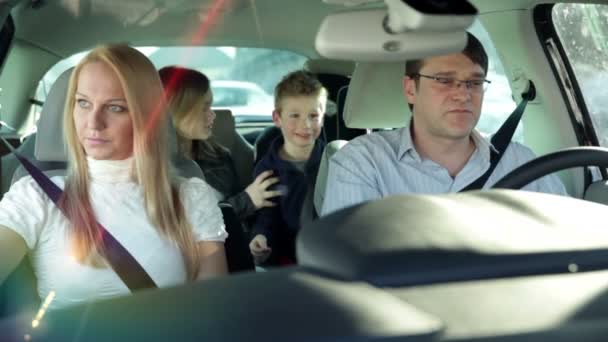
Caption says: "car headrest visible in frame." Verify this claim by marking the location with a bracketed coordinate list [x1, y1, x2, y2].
[304, 58, 355, 76]
[35, 68, 72, 162]
[298, 190, 608, 287]
[254, 126, 281, 164]
[212, 109, 237, 150]
[343, 62, 410, 129]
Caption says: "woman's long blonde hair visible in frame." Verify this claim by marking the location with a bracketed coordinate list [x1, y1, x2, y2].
[61, 44, 200, 280]
[158, 66, 226, 161]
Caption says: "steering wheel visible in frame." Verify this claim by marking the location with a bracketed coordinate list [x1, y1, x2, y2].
[491, 147, 608, 190]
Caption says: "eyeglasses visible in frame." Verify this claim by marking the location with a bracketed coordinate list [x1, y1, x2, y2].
[414, 73, 491, 93]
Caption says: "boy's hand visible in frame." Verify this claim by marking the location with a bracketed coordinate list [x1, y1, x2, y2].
[245, 170, 283, 210]
[249, 234, 272, 264]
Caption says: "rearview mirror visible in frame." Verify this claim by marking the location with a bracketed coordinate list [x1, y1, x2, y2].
[316, 0, 477, 61]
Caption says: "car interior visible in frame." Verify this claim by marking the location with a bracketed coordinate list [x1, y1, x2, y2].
[0, 0, 608, 340]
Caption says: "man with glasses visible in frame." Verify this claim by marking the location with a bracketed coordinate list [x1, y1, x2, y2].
[321, 33, 567, 216]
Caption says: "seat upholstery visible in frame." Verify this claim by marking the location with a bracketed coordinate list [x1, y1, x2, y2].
[343, 62, 409, 129]
[324, 85, 367, 142]
[253, 126, 281, 165]
[313, 140, 347, 214]
[1, 134, 35, 195]
[211, 109, 254, 189]
[11, 68, 73, 184]
[583, 180, 608, 205]
[219, 203, 255, 273]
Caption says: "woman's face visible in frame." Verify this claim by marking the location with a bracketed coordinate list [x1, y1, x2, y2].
[73, 62, 134, 160]
[178, 89, 216, 140]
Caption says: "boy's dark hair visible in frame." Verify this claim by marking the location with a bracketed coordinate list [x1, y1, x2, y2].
[405, 32, 488, 79]
[274, 70, 328, 112]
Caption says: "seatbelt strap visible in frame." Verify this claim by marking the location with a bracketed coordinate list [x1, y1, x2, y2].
[460, 84, 535, 192]
[0, 137, 157, 290]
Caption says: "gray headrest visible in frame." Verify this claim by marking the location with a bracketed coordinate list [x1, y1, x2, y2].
[343, 62, 409, 129]
[35, 68, 73, 162]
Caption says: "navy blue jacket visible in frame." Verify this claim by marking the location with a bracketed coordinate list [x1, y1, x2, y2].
[251, 136, 325, 265]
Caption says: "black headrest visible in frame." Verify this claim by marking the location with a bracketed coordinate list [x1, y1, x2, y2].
[254, 126, 281, 165]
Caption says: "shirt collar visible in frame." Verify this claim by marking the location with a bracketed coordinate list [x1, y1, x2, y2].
[398, 126, 498, 163]
[471, 130, 498, 163]
[397, 126, 418, 161]
[87, 156, 134, 183]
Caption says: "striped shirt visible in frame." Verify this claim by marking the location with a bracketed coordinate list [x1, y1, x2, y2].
[321, 127, 568, 216]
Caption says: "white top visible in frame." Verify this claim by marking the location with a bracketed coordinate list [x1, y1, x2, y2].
[0, 157, 227, 310]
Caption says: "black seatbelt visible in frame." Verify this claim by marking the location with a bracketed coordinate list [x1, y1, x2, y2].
[460, 82, 536, 192]
[0, 137, 157, 291]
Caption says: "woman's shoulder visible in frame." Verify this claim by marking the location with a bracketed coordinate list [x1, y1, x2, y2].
[8, 174, 66, 198]
[177, 177, 222, 202]
[176, 177, 227, 241]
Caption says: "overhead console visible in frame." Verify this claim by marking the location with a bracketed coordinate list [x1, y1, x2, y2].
[316, 0, 478, 61]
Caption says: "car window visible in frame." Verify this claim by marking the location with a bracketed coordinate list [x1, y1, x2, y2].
[27, 47, 307, 134]
[552, 3, 608, 147]
[469, 20, 521, 142]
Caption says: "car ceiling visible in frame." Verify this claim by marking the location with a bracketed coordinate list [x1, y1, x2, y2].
[9, 0, 605, 59]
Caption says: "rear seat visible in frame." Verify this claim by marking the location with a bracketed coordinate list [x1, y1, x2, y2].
[210, 109, 254, 190]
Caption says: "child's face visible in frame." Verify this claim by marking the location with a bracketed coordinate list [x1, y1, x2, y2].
[273, 95, 325, 149]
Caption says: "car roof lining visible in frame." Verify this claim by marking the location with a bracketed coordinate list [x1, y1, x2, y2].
[8, 0, 593, 58]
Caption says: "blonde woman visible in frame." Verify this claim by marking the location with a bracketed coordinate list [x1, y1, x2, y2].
[0, 45, 227, 311]
[159, 66, 281, 220]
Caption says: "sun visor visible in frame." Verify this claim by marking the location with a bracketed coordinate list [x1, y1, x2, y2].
[343, 61, 410, 129]
[315, 8, 473, 61]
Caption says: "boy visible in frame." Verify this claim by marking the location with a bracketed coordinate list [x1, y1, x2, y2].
[249, 70, 327, 266]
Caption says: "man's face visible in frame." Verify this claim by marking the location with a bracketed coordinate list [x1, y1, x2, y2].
[404, 53, 486, 141]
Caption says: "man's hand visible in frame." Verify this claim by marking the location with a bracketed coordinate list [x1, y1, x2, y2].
[245, 170, 282, 210]
[249, 234, 272, 264]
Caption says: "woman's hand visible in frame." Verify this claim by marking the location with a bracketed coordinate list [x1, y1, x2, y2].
[245, 170, 282, 210]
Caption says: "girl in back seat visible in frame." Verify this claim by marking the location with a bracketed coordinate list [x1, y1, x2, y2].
[159, 66, 281, 220]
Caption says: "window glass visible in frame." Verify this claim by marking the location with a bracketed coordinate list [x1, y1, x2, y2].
[553, 4, 608, 146]
[469, 20, 520, 141]
[28, 47, 307, 134]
